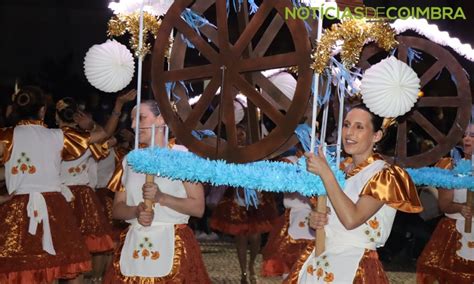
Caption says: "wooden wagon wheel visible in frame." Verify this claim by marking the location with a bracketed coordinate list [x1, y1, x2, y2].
[151, 0, 312, 163]
[359, 36, 472, 168]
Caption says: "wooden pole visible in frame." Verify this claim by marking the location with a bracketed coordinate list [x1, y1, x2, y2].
[145, 174, 155, 212]
[315, 196, 327, 255]
[312, 6, 325, 257]
[466, 139, 474, 232]
[465, 191, 473, 233]
[144, 124, 156, 212]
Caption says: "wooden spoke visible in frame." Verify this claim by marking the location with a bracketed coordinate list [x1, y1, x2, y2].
[191, 0, 215, 14]
[253, 14, 285, 57]
[200, 25, 227, 49]
[233, 72, 285, 126]
[184, 74, 221, 129]
[253, 72, 291, 110]
[397, 42, 408, 64]
[233, 1, 273, 57]
[215, 0, 231, 54]
[187, 0, 218, 47]
[419, 60, 445, 88]
[202, 105, 220, 130]
[172, 83, 194, 122]
[222, 72, 238, 147]
[238, 52, 299, 73]
[163, 64, 216, 81]
[173, 16, 220, 62]
[417, 96, 463, 107]
[410, 110, 446, 144]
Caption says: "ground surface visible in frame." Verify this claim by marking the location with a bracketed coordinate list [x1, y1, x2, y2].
[200, 240, 417, 284]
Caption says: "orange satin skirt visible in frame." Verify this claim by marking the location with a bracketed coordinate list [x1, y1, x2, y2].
[104, 224, 211, 283]
[210, 188, 278, 235]
[353, 250, 389, 284]
[0, 192, 91, 283]
[69, 185, 114, 253]
[95, 187, 128, 242]
[416, 217, 474, 284]
[262, 209, 313, 277]
[285, 247, 388, 283]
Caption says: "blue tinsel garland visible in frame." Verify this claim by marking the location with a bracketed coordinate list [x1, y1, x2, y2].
[127, 147, 473, 193]
[406, 159, 474, 190]
[127, 147, 346, 196]
[180, 9, 216, 49]
[227, 0, 259, 14]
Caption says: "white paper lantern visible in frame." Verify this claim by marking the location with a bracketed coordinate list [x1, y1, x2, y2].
[84, 40, 135, 93]
[361, 56, 420, 118]
[263, 71, 297, 102]
[234, 99, 245, 124]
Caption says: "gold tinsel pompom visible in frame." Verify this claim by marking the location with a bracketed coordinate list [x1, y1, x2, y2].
[287, 66, 299, 75]
[107, 16, 127, 37]
[107, 12, 162, 57]
[311, 19, 398, 74]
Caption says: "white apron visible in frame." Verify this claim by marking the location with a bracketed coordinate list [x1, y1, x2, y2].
[96, 148, 117, 188]
[119, 150, 190, 278]
[283, 156, 315, 240]
[284, 194, 314, 240]
[60, 148, 94, 186]
[445, 188, 474, 261]
[298, 160, 397, 283]
[5, 124, 74, 255]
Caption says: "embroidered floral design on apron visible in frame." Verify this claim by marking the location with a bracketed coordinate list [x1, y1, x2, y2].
[67, 164, 87, 176]
[11, 152, 36, 175]
[306, 255, 335, 283]
[132, 236, 160, 261]
[364, 217, 382, 243]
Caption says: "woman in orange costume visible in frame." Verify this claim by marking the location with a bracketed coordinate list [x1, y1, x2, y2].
[0, 86, 91, 283]
[104, 100, 211, 283]
[92, 90, 136, 243]
[55, 97, 115, 283]
[261, 140, 315, 279]
[286, 104, 422, 283]
[211, 124, 278, 284]
[94, 137, 129, 241]
[261, 191, 314, 279]
[416, 122, 474, 284]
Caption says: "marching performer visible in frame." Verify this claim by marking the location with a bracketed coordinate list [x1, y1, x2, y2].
[56, 97, 115, 283]
[210, 124, 278, 284]
[261, 191, 314, 278]
[262, 127, 316, 279]
[286, 104, 423, 283]
[416, 122, 474, 284]
[0, 86, 92, 283]
[104, 100, 211, 283]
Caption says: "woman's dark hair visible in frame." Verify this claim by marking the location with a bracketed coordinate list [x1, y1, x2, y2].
[351, 104, 384, 132]
[142, 100, 161, 116]
[56, 97, 78, 123]
[12, 86, 46, 120]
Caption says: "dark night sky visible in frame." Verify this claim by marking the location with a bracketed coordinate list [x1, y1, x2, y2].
[0, 0, 472, 94]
